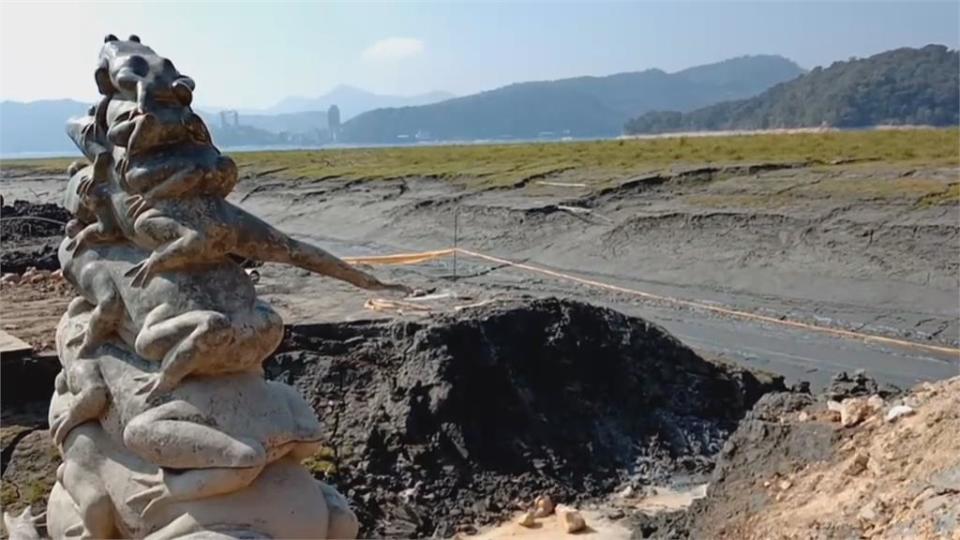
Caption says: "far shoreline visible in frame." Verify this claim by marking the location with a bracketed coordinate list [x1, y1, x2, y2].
[2, 124, 954, 162]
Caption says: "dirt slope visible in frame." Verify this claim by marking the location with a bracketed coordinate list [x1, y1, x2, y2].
[633, 375, 960, 539]
[736, 377, 959, 539]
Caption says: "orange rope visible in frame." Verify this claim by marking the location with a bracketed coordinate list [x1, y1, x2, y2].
[345, 245, 959, 357]
[344, 249, 455, 266]
[454, 248, 960, 357]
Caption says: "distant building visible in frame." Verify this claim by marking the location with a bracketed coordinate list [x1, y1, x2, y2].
[327, 105, 341, 141]
[220, 110, 239, 129]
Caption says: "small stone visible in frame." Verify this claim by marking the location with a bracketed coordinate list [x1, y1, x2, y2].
[556, 505, 586, 534]
[844, 452, 869, 476]
[616, 485, 634, 499]
[857, 501, 878, 522]
[1, 273, 20, 284]
[517, 511, 536, 528]
[866, 394, 884, 411]
[885, 405, 914, 423]
[918, 382, 939, 397]
[606, 509, 625, 520]
[778, 480, 792, 491]
[826, 401, 843, 422]
[533, 494, 554, 517]
[798, 411, 810, 422]
[839, 398, 871, 427]
[28, 270, 50, 283]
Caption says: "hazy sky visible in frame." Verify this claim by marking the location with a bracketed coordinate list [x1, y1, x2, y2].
[1, 1, 957, 109]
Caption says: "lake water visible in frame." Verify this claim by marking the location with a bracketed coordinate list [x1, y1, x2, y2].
[0, 136, 608, 160]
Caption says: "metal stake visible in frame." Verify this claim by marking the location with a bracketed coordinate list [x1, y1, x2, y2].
[453, 206, 459, 281]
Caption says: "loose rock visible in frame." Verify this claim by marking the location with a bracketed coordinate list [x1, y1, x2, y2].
[534, 494, 555, 517]
[839, 397, 872, 427]
[27, 270, 50, 283]
[517, 511, 536, 528]
[825, 371, 901, 402]
[844, 452, 869, 476]
[555, 505, 586, 533]
[885, 405, 915, 423]
[857, 501, 879, 523]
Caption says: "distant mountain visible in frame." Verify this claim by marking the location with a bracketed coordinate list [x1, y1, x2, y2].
[674, 54, 808, 100]
[260, 85, 455, 119]
[0, 99, 90, 156]
[340, 55, 804, 143]
[625, 45, 959, 134]
[0, 100, 330, 156]
[1, 85, 456, 155]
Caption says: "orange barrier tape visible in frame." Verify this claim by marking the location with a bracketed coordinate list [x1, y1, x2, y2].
[454, 248, 960, 357]
[340, 246, 959, 357]
[344, 249, 455, 266]
[364, 298, 433, 313]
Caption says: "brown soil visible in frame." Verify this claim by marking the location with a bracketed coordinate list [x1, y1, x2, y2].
[632, 376, 960, 539]
[1, 278, 72, 353]
[732, 377, 960, 539]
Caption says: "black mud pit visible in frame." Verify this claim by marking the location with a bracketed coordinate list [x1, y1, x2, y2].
[1, 199, 70, 274]
[266, 297, 785, 538]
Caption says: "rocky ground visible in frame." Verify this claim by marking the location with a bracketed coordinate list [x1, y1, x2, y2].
[630, 374, 960, 539]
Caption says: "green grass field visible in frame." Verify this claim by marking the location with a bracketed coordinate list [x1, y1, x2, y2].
[3, 128, 957, 190]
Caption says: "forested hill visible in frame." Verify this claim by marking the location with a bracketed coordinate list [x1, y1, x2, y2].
[340, 55, 803, 143]
[624, 45, 959, 134]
